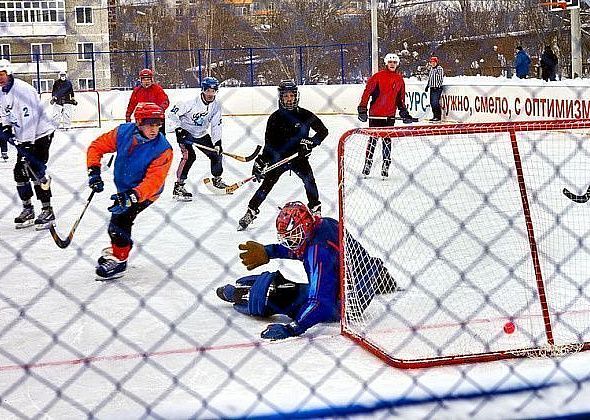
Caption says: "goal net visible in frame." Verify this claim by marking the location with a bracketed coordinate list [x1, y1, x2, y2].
[338, 120, 590, 368]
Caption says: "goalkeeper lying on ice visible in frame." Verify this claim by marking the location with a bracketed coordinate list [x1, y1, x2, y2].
[216, 201, 397, 340]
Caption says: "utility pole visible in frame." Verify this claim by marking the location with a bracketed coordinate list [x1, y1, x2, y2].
[570, 7, 582, 78]
[371, 0, 378, 74]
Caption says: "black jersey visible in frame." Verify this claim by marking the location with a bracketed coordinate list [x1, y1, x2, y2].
[260, 106, 328, 164]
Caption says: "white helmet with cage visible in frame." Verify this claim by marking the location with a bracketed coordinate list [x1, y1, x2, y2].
[383, 53, 400, 64]
[0, 59, 13, 75]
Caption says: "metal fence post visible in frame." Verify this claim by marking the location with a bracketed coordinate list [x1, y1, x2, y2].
[34, 53, 40, 94]
[91, 51, 96, 90]
[340, 44, 346, 84]
[298, 45, 304, 85]
[197, 49, 202, 87]
[249, 48, 254, 87]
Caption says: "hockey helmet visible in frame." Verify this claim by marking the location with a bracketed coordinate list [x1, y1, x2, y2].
[383, 53, 400, 64]
[201, 76, 219, 91]
[0, 59, 13, 75]
[276, 201, 317, 251]
[277, 80, 299, 110]
[134, 102, 164, 126]
[139, 68, 153, 79]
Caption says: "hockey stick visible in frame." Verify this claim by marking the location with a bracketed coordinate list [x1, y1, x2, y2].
[49, 155, 115, 249]
[203, 153, 299, 195]
[192, 143, 262, 162]
[563, 186, 590, 203]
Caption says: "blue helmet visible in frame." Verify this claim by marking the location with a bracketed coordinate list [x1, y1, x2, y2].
[201, 76, 219, 91]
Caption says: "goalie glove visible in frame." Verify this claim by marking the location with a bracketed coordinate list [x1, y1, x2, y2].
[238, 241, 269, 270]
[357, 106, 368, 122]
[108, 190, 139, 214]
[261, 322, 302, 340]
[252, 156, 267, 182]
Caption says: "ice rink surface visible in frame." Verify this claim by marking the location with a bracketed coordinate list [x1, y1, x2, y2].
[1, 115, 590, 418]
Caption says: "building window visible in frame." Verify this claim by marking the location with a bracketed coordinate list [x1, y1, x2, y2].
[78, 78, 95, 90]
[77, 43, 94, 61]
[0, 44, 10, 60]
[0, 1, 65, 23]
[31, 43, 53, 61]
[32, 79, 53, 93]
[75, 6, 92, 24]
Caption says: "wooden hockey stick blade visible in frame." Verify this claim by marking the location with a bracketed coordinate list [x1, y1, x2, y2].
[563, 186, 590, 203]
[203, 177, 238, 195]
[194, 143, 262, 162]
[49, 223, 72, 248]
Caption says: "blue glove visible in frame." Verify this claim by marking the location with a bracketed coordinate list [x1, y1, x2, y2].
[0, 125, 13, 143]
[252, 156, 267, 182]
[87, 166, 104, 193]
[214, 140, 223, 155]
[261, 323, 298, 340]
[299, 138, 315, 158]
[357, 106, 368, 122]
[175, 127, 191, 145]
[108, 190, 138, 214]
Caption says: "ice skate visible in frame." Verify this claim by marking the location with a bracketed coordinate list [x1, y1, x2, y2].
[381, 163, 390, 179]
[95, 256, 127, 280]
[34, 207, 55, 230]
[173, 181, 192, 201]
[212, 176, 230, 190]
[362, 163, 371, 177]
[97, 246, 113, 264]
[216, 284, 248, 304]
[14, 207, 35, 229]
[237, 207, 259, 231]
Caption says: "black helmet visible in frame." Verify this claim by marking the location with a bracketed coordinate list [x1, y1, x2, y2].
[278, 80, 299, 110]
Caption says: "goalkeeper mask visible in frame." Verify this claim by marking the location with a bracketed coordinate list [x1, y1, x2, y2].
[276, 201, 317, 252]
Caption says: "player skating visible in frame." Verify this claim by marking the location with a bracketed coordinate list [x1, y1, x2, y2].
[168, 76, 229, 200]
[237, 80, 328, 230]
[87, 102, 172, 280]
[50, 71, 77, 130]
[125, 69, 170, 135]
[0, 59, 57, 229]
[217, 201, 397, 340]
[357, 53, 416, 178]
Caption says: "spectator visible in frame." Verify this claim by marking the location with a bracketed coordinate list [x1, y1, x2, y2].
[540, 45, 558, 82]
[514, 46, 531, 79]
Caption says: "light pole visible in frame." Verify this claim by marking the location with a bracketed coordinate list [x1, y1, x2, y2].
[136, 10, 156, 74]
[371, 0, 378, 74]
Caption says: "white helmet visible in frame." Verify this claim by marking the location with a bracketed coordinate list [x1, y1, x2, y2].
[0, 59, 12, 75]
[383, 53, 400, 64]
[59, 70, 66, 76]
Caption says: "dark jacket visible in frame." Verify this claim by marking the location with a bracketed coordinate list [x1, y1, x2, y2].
[540, 47, 558, 81]
[51, 79, 76, 105]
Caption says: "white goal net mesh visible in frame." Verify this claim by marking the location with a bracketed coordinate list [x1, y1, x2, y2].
[339, 121, 590, 367]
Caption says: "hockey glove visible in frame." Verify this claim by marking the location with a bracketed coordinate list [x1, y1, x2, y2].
[399, 108, 419, 124]
[71, 99, 78, 106]
[252, 156, 267, 182]
[108, 190, 139, 214]
[50, 97, 57, 105]
[357, 106, 368, 122]
[298, 137, 315, 159]
[125, 116, 131, 123]
[175, 127, 191, 145]
[214, 140, 223, 155]
[87, 166, 104, 193]
[261, 322, 300, 340]
[239, 241, 269, 270]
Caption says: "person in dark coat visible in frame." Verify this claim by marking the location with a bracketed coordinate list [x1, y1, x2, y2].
[540, 45, 558, 81]
[51, 71, 77, 129]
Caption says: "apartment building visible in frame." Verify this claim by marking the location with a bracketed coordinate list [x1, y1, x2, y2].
[0, 0, 111, 92]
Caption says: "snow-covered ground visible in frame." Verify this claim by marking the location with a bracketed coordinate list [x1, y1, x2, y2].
[0, 115, 589, 419]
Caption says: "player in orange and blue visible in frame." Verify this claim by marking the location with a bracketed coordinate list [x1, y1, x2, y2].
[87, 102, 173, 280]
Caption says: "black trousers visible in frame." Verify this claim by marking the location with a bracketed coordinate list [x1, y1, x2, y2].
[108, 200, 152, 248]
[364, 117, 394, 172]
[14, 133, 54, 205]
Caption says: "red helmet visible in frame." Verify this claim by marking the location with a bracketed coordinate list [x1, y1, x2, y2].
[276, 201, 317, 251]
[429, 56, 439, 65]
[134, 102, 164, 126]
[139, 68, 153, 79]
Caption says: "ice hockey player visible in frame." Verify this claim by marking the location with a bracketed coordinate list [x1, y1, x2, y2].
[125, 69, 169, 135]
[87, 102, 172, 280]
[50, 71, 77, 129]
[168, 76, 228, 200]
[0, 59, 57, 229]
[237, 80, 328, 230]
[357, 53, 417, 178]
[217, 201, 397, 340]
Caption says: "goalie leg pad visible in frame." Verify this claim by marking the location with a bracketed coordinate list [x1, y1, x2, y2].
[232, 271, 301, 317]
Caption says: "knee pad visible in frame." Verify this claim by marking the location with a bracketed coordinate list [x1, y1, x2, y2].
[14, 164, 29, 183]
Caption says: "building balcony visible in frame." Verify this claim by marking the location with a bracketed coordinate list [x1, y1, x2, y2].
[13, 61, 67, 75]
[0, 23, 66, 38]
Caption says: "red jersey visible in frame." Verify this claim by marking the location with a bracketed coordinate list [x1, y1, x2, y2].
[358, 69, 406, 118]
[125, 84, 170, 121]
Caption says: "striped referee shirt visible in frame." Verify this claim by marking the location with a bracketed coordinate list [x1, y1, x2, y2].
[427, 65, 444, 89]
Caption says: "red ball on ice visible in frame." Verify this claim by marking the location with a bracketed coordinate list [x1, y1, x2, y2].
[503, 321, 515, 334]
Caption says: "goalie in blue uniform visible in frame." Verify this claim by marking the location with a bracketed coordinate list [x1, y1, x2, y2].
[217, 201, 397, 340]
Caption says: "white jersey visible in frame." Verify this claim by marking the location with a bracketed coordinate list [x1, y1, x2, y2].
[0, 77, 56, 143]
[167, 94, 222, 143]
